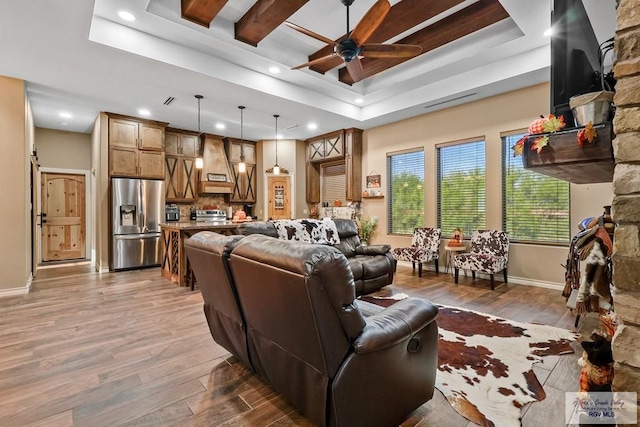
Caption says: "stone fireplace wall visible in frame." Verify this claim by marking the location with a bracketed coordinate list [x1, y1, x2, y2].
[611, 0, 640, 416]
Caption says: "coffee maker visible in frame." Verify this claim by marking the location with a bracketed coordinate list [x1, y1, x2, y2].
[243, 204, 254, 218]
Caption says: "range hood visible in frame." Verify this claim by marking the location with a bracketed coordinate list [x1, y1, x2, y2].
[199, 133, 234, 194]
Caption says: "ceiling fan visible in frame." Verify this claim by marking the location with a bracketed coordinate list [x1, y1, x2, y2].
[285, 0, 422, 83]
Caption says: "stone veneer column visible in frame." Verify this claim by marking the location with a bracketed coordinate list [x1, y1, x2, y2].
[611, 0, 640, 418]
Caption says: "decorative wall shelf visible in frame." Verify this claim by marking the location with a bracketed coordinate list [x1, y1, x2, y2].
[522, 122, 614, 184]
[362, 195, 384, 199]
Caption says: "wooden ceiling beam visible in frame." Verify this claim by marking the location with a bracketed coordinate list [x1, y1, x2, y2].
[338, 0, 509, 85]
[235, 0, 309, 47]
[181, 0, 229, 28]
[308, 0, 466, 75]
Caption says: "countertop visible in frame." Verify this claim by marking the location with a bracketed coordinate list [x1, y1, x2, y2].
[160, 220, 245, 231]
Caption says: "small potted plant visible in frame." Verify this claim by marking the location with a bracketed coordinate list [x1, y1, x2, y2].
[356, 216, 378, 245]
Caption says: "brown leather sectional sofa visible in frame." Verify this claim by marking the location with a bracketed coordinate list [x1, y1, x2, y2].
[185, 231, 439, 427]
[237, 218, 397, 295]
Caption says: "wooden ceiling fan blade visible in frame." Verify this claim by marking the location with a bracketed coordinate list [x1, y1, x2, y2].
[345, 56, 364, 83]
[292, 53, 337, 70]
[350, 0, 391, 46]
[360, 43, 422, 58]
[284, 21, 335, 46]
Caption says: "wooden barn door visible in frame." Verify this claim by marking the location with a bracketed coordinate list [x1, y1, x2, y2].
[41, 172, 86, 262]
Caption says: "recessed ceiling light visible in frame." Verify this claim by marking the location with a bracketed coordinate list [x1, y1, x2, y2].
[355, 98, 364, 104]
[543, 28, 552, 37]
[215, 123, 226, 130]
[307, 123, 318, 130]
[118, 11, 136, 22]
[59, 112, 72, 119]
[269, 66, 280, 74]
[60, 122, 69, 126]
[138, 108, 151, 116]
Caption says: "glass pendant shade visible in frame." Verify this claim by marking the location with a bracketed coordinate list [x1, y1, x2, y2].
[195, 95, 204, 169]
[238, 106, 246, 173]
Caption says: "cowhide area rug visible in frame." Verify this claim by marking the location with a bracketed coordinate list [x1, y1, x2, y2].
[358, 294, 580, 427]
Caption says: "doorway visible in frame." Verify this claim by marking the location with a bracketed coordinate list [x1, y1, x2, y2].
[40, 171, 87, 263]
[267, 175, 291, 220]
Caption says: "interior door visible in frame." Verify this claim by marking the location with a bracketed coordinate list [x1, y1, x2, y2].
[41, 172, 86, 262]
[268, 175, 291, 220]
[31, 157, 39, 276]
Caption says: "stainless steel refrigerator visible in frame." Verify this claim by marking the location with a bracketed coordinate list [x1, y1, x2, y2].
[111, 177, 164, 270]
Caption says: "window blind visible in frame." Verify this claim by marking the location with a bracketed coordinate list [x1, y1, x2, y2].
[502, 133, 570, 244]
[322, 163, 346, 205]
[437, 140, 486, 236]
[387, 149, 425, 234]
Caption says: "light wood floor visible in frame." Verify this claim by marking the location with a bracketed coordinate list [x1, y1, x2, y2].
[0, 263, 597, 427]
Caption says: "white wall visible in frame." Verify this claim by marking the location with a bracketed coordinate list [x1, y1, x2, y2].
[361, 82, 613, 287]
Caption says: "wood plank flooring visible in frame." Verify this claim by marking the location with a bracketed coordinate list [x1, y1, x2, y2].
[0, 263, 597, 427]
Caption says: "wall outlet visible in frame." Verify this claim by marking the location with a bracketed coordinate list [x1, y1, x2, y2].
[303, 208, 308, 214]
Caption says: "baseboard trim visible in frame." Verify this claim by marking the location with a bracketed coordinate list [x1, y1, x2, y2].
[0, 274, 32, 297]
[395, 260, 563, 290]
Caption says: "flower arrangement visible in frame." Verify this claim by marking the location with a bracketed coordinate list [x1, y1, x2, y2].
[356, 216, 378, 244]
[512, 114, 598, 157]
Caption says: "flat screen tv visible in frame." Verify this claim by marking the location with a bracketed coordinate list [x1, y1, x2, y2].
[550, 0, 610, 127]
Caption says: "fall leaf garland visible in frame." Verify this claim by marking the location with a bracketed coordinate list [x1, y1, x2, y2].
[512, 114, 566, 156]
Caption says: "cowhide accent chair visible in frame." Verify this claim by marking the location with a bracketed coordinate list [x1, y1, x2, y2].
[453, 230, 509, 290]
[391, 227, 442, 277]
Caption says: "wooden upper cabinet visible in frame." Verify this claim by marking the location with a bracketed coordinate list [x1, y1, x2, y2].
[307, 130, 344, 162]
[109, 119, 139, 149]
[108, 114, 168, 179]
[139, 123, 164, 151]
[166, 129, 199, 157]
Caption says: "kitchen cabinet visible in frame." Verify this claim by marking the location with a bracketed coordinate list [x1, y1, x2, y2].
[307, 130, 345, 162]
[165, 129, 198, 157]
[225, 138, 257, 203]
[108, 114, 167, 179]
[165, 156, 198, 202]
[305, 128, 362, 203]
[345, 128, 363, 202]
[165, 129, 199, 202]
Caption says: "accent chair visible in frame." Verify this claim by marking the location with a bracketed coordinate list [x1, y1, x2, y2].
[392, 227, 442, 277]
[453, 229, 509, 290]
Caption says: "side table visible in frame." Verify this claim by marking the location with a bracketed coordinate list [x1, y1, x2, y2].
[444, 245, 466, 275]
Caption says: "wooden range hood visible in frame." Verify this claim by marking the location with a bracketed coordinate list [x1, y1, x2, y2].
[199, 133, 234, 194]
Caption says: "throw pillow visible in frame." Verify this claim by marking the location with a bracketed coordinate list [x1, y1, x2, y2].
[271, 219, 340, 245]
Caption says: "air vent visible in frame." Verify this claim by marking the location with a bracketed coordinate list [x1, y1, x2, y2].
[285, 124, 299, 131]
[424, 93, 477, 110]
[163, 97, 175, 106]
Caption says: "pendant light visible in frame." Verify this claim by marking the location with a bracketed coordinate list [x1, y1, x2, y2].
[272, 114, 280, 175]
[195, 95, 204, 169]
[238, 106, 246, 173]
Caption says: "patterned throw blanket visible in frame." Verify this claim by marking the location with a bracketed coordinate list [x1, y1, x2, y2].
[270, 218, 340, 245]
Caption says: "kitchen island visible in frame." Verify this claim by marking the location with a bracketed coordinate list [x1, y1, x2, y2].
[160, 221, 240, 288]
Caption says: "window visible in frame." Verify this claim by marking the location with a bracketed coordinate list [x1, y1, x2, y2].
[437, 140, 486, 236]
[387, 149, 425, 234]
[502, 133, 570, 244]
[321, 162, 346, 206]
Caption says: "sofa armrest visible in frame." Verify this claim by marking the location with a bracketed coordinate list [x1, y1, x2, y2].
[353, 298, 438, 354]
[355, 244, 391, 256]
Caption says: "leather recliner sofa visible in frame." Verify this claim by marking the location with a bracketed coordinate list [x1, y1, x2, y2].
[237, 218, 397, 295]
[185, 232, 439, 427]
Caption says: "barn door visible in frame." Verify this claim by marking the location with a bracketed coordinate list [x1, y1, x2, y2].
[268, 175, 291, 220]
[41, 172, 86, 262]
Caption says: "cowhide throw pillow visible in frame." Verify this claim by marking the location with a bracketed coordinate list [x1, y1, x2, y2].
[271, 218, 340, 245]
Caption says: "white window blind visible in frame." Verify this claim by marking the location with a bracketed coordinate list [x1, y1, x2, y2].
[502, 133, 570, 244]
[322, 163, 346, 205]
[387, 149, 425, 234]
[437, 140, 486, 236]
